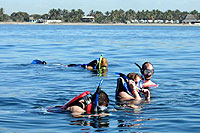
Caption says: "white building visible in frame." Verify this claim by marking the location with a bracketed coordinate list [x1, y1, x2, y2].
[46, 20, 62, 23]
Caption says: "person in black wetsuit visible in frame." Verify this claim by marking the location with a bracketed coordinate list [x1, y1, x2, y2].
[115, 72, 151, 109]
[67, 56, 108, 70]
[65, 90, 109, 115]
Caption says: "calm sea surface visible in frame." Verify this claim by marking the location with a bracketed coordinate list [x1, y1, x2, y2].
[0, 24, 200, 132]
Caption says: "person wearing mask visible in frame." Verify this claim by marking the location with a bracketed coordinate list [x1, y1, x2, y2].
[135, 62, 158, 89]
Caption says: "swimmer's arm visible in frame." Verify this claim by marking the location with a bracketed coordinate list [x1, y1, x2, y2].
[67, 106, 85, 114]
[71, 112, 109, 118]
[119, 92, 134, 100]
[141, 89, 151, 101]
[86, 66, 94, 70]
[128, 80, 142, 101]
[143, 80, 158, 88]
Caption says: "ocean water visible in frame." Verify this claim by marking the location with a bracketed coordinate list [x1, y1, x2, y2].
[0, 24, 200, 132]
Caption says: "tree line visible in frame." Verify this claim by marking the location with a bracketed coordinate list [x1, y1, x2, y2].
[0, 7, 200, 23]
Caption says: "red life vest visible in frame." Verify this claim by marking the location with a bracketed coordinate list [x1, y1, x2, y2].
[61, 91, 93, 114]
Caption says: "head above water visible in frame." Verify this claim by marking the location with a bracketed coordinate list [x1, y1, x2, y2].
[31, 59, 47, 65]
[127, 72, 142, 87]
[127, 72, 142, 81]
[142, 62, 154, 80]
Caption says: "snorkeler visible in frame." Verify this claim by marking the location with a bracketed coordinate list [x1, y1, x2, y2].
[67, 55, 108, 70]
[135, 62, 158, 89]
[116, 72, 150, 102]
[48, 79, 109, 116]
[31, 59, 47, 65]
[65, 90, 109, 115]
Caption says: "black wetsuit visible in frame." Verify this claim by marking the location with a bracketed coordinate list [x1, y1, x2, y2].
[67, 59, 99, 69]
[67, 97, 92, 111]
[116, 77, 130, 99]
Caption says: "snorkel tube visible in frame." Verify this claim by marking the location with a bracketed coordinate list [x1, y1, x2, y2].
[135, 62, 158, 88]
[135, 62, 145, 82]
[93, 79, 103, 113]
[134, 62, 143, 75]
[98, 55, 103, 69]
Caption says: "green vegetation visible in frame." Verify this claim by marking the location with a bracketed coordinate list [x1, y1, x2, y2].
[0, 7, 200, 23]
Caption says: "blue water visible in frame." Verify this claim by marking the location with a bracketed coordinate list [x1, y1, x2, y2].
[0, 24, 200, 132]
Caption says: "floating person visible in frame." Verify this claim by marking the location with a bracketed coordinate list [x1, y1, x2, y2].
[115, 72, 150, 109]
[31, 59, 47, 65]
[67, 55, 108, 71]
[116, 72, 150, 101]
[47, 79, 109, 117]
[135, 62, 158, 89]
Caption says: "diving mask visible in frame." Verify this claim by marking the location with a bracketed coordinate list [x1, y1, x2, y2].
[143, 69, 154, 75]
[97, 106, 107, 112]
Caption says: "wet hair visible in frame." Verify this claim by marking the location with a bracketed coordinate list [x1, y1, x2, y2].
[127, 72, 142, 81]
[42, 61, 47, 64]
[101, 57, 108, 68]
[92, 90, 109, 107]
[98, 90, 109, 107]
[142, 62, 153, 74]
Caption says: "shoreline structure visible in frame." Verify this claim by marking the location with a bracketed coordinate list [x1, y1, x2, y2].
[0, 22, 200, 26]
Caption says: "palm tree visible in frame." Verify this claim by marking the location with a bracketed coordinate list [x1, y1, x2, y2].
[0, 8, 4, 21]
[190, 10, 199, 19]
[41, 14, 49, 20]
[48, 8, 57, 20]
[11, 12, 29, 22]
[76, 9, 84, 22]
[94, 11, 105, 23]
[105, 11, 111, 23]
[125, 9, 136, 21]
[88, 10, 95, 16]
[62, 9, 69, 22]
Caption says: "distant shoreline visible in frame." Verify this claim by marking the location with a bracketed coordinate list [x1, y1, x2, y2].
[0, 22, 200, 26]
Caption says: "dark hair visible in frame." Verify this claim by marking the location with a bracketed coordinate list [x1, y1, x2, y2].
[127, 72, 142, 81]
[42, 61, 47, 64]
[98, 91, 109, 107]
[142, 62, 153, 74]
[92, 90, 109, 107]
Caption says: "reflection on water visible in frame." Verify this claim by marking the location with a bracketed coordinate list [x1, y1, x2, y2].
[90, 69, 108, 77]
[67, 100, 156, 131]
[117, 117, 156, 128]
[70, 116, 109, 129]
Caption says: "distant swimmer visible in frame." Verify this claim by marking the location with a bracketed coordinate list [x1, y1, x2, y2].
[31, 59, 47, 65]
[67, 55, 108, 71]
[135, 62, 158, 89]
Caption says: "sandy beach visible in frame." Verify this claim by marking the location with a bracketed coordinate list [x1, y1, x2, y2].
[0, 22, 200, 26]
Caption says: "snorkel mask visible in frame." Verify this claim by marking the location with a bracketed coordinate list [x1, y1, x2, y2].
[97, 106, 107, 112]
[135, 62, 153, 81]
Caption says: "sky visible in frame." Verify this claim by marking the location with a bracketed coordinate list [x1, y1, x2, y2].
[0, 0, 200, 15]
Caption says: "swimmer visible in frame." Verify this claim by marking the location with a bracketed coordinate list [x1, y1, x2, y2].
[31, 59, 47, 65]
[48, 79, 109, 117]
[116, 72, 150, 102]
[65, 90, 109, 117]
[135, 62, 158, 89]
[67, 55, 108, 71]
